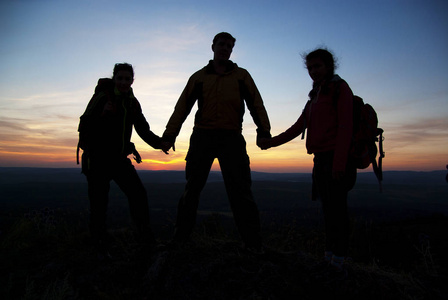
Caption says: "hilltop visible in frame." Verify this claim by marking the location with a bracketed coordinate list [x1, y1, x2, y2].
[2, 212, 447, 300]
[0, 167, 447, 299]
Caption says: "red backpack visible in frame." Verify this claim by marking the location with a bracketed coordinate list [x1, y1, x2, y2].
[326, 79, 385, 191]
[351, 95, 385, 191]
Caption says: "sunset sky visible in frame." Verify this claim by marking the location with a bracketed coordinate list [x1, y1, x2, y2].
[1, 0, 447, 173]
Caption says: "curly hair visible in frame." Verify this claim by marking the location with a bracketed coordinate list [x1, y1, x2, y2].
[303, 48, 338, 77]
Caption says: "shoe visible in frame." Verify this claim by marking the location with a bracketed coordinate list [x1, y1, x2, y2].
[92, 236, 114, 261]
[324, 251, 333, 263]
[97, 249, 113, 262]
[158, 239, 183, 252]
[330, 255, 345, 270]
[242, 243, 265, 255]
[329, 255, 348, 278]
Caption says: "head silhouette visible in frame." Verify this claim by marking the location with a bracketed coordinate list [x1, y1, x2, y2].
[113, 63, 134, 79]
[304, 48, 338, 86]
[212, 32, 236, 47]
[113, 63, 134, 93]
[305, 49, 336, 76]
[212, 32, 236, 62]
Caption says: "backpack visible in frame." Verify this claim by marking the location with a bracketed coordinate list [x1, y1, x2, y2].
[332, 80, 385, 191]
[76, 78, 142, 167]
[351, 95, 385, 191]
[76, 78, 113, 165]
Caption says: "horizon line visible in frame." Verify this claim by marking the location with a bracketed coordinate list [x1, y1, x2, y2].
[0, 166, 446, 173]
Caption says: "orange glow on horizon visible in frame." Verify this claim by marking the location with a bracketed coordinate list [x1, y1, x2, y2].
[0, 137, 446, 172]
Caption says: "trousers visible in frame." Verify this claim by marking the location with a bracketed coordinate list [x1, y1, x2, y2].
[313, 151, 356, 257]
[174, 129, 262, 248]
[85, 156, 154, 243]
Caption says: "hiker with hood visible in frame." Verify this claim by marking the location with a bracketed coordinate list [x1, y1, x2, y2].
[259, 49, 356, 271]
[161, 32, 271, 253]
[78, 63, 167, 258]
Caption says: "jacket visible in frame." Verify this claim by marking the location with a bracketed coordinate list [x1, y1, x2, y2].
[163, 60, 271, 142]
[78, 81, 161, 160]
[270, 75, 354, 173]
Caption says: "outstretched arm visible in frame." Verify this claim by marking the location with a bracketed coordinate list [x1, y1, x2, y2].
[260, 114, 305, 150]
[240, 71, 271, 148]
[162, 75, 200, 146]
[133, 101, 167, 154]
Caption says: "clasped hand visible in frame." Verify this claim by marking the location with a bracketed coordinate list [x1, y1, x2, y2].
[257, 137, 272, 150]
[161, 141, 174, 154]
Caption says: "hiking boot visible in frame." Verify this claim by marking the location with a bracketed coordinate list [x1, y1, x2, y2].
[97, 249, 113, 262]
[241, 243, 265, 256]
[324, 251, 333, 263]
[330, 255, 345, 270]
[328, 255, 349, 279]
[94, 238, 114, 262]
[160, 238, 190, 252]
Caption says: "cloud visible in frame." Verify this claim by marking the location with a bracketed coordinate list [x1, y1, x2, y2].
[385, 117, 448, 149]
[0, 119, 28, 132]
[134, 25, 209, 54]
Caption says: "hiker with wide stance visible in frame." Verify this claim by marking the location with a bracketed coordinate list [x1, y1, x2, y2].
[161, 32, 271, 252]
[78, 63, 167, 257]
[259, 49, 356, 270]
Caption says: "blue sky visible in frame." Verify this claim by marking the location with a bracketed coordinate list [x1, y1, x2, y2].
[1, 0, 447, 172]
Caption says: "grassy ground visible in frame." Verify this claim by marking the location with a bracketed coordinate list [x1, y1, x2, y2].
[1, 210, 447, 300]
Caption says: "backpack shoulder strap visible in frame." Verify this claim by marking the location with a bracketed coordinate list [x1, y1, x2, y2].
[331, 77, 348, 106]
[77, 142, 81, 165]
[375, 128, 385, 191]
[301, 99, 311, 140]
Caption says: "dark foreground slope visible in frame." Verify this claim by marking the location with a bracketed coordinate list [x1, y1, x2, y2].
[1, 213, 447, 300]
[1, 168, 447, 299]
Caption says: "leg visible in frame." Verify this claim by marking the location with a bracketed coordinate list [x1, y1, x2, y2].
[218, 134, 262, 249]
[323, 184, 350, 257]
[331, 163, 356, 257]
[113, 158, 155, 244]
[174, 132, 215, 243]
[86, 164, 111, 243]
[313, 152, 354, 257]
[314, 153, 339, 255]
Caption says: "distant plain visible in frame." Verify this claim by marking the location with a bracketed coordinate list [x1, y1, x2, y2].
[1, 167, 447, 237]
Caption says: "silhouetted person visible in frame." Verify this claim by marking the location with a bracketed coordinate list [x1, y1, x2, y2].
[77, 63, 166, 258]
[161, 32, 271, 252]
[259, 49, 356, 270]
